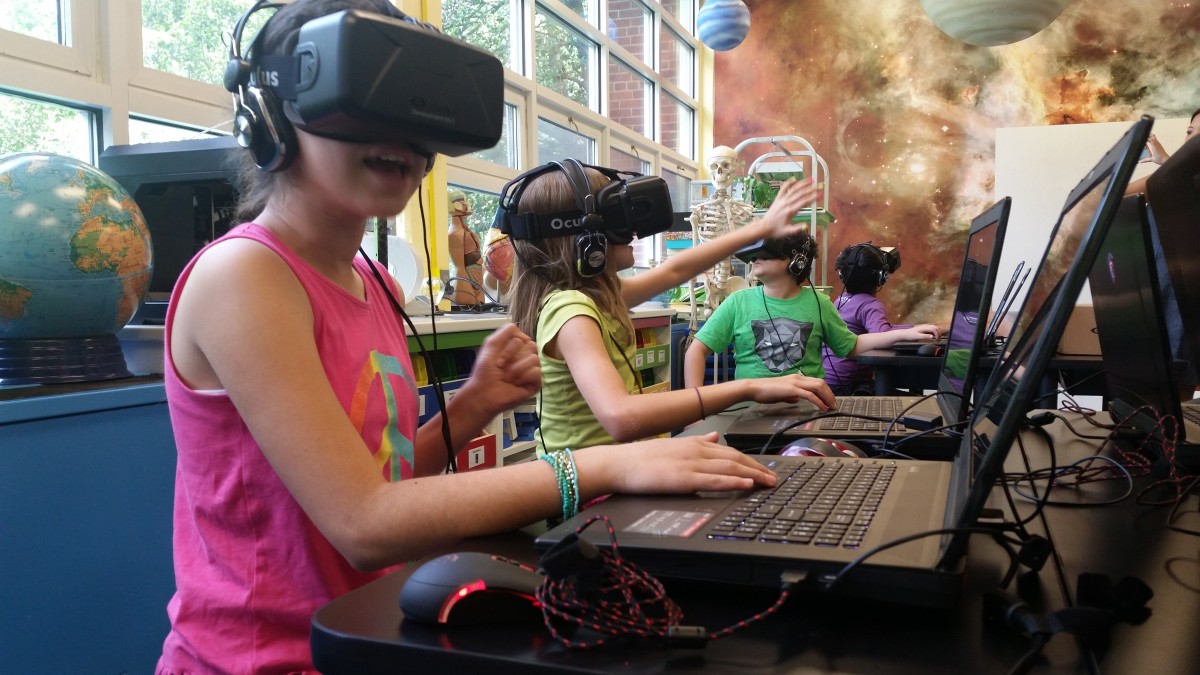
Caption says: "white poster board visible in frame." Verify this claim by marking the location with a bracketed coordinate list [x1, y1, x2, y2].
[994, 116, 1190, 309]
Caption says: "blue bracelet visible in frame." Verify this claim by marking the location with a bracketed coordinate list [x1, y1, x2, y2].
[540, 449, 579, 520]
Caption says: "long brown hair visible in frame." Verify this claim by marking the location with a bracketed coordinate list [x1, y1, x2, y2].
[508, 166, 634, 347]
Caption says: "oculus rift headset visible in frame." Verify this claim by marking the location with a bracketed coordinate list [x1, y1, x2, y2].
[223, 1, 504, 172]
[495, 158, 674, 277]
[734, 235, 818, 281]
[835, 241, 901, 289]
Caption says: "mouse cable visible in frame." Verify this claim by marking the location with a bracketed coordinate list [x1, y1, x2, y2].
[535, 515, 798, 650]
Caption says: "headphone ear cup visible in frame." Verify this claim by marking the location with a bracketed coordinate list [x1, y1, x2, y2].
[575, 232, 607, 277]
[235, 87, 296, 172]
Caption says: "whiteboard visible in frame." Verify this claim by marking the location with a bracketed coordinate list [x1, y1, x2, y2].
[994, 116, 1190, 308]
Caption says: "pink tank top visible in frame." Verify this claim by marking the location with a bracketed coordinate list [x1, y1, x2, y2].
[157, 223, 418, 674]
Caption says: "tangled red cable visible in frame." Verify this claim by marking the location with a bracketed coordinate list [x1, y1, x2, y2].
[535, 515, 792, 649]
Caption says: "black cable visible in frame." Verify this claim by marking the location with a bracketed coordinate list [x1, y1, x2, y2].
[820, 526, 1012, 591]
[357, 185, 457, 473]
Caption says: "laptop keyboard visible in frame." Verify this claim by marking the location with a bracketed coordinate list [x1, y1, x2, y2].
[707, 458, 896, 549]
[819, 397, 908, 432]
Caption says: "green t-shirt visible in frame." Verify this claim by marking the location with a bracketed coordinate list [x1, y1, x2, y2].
[534, 290, 637, 453]
[694, 286, 858, 380]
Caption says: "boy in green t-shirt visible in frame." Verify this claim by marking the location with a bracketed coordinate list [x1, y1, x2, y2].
[684, 233, 939, 386]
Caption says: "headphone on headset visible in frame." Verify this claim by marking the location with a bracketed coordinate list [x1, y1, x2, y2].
[223, 0, 440, 174]
[787, 238, 817, 281]
[224, 1, 296, 172]
[555, 159, 610, 277]
[835, 242, 901, 290]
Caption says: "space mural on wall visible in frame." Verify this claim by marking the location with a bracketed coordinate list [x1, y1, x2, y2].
[713, 0, 1200, 321]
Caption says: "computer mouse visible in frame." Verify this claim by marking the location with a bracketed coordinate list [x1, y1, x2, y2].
[399, 551, 545, 626]
[917, 343, 944, 357]
[781, 437, 868, 458]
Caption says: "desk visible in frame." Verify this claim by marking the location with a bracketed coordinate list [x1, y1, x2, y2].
[857, 349, 1106, 405]
[311, 413, 1200, 674]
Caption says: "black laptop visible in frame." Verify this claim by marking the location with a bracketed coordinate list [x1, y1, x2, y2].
[537, 117, 1154, 608]
[1089, 193, 1200, 472]
[722, 197, 1012, 458]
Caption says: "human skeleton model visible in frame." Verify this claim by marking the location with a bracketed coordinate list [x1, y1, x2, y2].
[690, 145, 754, 318]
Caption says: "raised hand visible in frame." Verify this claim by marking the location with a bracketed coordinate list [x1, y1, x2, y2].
[757, 177, 821, 239]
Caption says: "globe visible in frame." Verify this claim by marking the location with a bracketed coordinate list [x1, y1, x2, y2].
[696, 0, 751, 52]
[0, 152, 152, 383]
[482, 227, 515, 285]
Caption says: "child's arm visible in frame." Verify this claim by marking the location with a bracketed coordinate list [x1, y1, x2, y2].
[620, 178, 820, 306]
[851, 324, 940, 355]
[556, 315, 834, 441]
[683, 338, 713, 389]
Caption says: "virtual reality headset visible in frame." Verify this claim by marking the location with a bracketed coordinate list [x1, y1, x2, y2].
[878, 245, 901, 274]
[496, 161, 674, 246]
[242, 9, 504, 157]
[734, 238, 809, 264]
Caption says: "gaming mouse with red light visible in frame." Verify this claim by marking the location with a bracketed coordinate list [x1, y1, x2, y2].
[781, 437, 868, 458]
[399, 551, 545, 626]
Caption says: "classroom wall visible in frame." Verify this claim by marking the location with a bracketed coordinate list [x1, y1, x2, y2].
[710, 0, 1199, 322]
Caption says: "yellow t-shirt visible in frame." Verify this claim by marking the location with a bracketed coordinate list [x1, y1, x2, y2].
[535, 290, 637, 453]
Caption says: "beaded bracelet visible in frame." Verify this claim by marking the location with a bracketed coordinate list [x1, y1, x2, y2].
[540, 449, 580, 521]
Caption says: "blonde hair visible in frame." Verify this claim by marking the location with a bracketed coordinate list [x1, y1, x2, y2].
[508, 166, 634, 347]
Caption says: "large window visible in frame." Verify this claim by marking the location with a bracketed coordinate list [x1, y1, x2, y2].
[1, 0, 65, 44]
[607, 0, 651, 62]
[1, 2, 700, 266]
[141, 1, 267, 86]
[537, 116, 595, 164]
[442, 0, 519, 74]
[607, 56, 651, 137]
[0, 90, 94, 161]
[535, 6, 598, 110]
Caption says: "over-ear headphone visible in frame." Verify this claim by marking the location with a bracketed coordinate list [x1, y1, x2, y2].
[835, 242, 901, 290]
[223, 0, 440, 174]
[786, 236, 818, 281]
[224, 1, 296, 172]
[554, 158, 608, 277]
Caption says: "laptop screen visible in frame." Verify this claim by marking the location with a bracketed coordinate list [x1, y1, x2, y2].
[1144, 135, 1200, 379]
[1090, 194, 1184, 422]
[937, 197, 1010, 421]
[942, 117, 1153, 560]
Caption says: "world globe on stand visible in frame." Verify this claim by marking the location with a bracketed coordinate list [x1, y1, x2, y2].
[0, 153, 152, 383]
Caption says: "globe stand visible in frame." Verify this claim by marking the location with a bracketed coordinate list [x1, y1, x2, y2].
[0, 335, 133, 386]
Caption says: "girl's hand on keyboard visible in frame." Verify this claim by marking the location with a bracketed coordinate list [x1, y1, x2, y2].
[748, 374, 836, 411]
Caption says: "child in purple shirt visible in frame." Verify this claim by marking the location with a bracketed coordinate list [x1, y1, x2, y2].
[823, 242, 919, 395]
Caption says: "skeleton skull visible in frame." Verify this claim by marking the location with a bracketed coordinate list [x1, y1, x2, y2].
[707, 146, 739, 190]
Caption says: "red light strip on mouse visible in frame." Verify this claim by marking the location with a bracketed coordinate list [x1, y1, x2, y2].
[438, 580, 487, 623]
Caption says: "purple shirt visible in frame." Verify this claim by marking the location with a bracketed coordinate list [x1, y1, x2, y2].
[822, 293, 909, 387]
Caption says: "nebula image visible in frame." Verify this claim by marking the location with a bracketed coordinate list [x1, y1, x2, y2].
[714, 0, 1200, 322]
